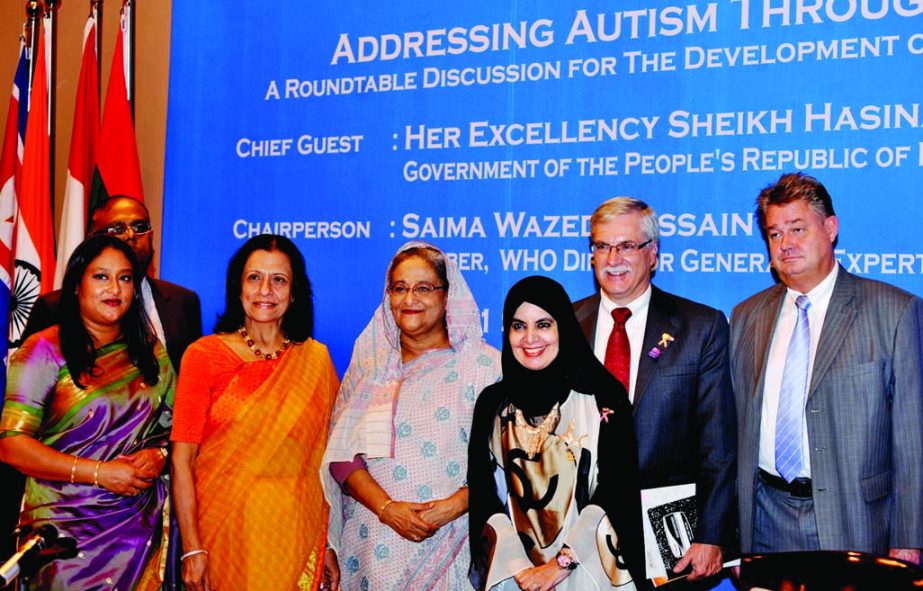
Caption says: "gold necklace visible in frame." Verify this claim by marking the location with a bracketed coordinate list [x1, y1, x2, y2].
[238, 326, 291, 360]
[513, 404, 560, 460]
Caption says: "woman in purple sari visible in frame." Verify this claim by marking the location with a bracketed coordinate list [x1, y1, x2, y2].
[0, 235, 174, 591]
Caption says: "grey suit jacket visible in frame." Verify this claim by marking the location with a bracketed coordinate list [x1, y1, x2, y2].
[730, 266, 923, 553]
[574, 286, 738, 550]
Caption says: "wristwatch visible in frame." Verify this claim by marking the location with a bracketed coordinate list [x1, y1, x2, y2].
[555, 548, 578, 571]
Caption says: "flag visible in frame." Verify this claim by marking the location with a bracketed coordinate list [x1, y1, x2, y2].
[54, 9, 98, 289]
[92, 4, 143, 209]
[0, 36, 29, 387]
[9, 17, 55, 349]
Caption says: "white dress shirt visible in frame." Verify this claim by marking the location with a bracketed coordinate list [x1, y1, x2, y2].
[592, 286, 652, 403]
[758, 264, 838, 478]
[141, 277, 167, 353]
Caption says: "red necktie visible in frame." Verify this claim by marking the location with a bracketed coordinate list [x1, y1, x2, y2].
[605, 308, 632, 391]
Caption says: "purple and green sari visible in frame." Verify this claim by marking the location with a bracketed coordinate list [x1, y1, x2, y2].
[0, 327, 175, 591]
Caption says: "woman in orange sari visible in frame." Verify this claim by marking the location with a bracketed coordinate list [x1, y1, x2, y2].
[170, 234, 339, 591]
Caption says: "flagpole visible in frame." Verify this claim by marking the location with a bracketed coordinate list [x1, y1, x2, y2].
[45, 0, 59, 224]
[24, 1, 41, 93]
[94, 0, 103, 97]
[24, 1, 46, 227]
[125, 0, 134, 119]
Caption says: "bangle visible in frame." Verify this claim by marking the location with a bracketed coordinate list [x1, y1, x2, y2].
[181, 549, 208, 561]
[93, 460, 102, 487]
[377, 499, 395, 520]
[70, 457, 79, 484]
[158, 447, 168, 459]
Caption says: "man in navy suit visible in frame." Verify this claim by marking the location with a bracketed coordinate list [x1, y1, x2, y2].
[573, 197, 737, 586]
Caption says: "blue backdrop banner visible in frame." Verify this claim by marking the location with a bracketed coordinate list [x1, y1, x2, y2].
[163, 1, 923, 374]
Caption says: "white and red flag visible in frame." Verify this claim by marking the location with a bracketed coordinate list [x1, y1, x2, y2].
[93, 4, 144, 206]
[54, 8, 99, 288]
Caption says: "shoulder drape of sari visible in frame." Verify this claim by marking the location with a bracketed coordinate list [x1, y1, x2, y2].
[191, 339, 339, 591]
[1, 328, 175, 591]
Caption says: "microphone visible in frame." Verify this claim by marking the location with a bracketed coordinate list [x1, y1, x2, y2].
[0, 524, 58, 587]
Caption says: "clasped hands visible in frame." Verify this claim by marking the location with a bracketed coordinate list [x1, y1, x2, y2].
[378, 496, 461, 542]
[98, 448, 167, 497]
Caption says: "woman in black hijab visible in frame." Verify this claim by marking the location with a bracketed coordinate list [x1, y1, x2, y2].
[468, 276, 644, 591]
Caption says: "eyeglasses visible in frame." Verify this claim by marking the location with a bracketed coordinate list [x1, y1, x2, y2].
[387, 282, 448, 297]
[93, 221, 153, 238]
[591, 239, 653, 256]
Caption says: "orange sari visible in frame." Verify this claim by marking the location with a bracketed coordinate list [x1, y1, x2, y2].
[191, 339, 339, 590]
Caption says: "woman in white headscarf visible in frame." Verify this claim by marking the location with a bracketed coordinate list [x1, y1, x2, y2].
[321, 241, 500, 591]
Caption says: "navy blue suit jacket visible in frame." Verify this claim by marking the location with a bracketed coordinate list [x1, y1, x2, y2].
[574, 286, 737, 550]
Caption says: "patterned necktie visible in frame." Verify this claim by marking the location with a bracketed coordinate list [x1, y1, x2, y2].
[605, 308, 632, 392]
[775, 295, 811, 483]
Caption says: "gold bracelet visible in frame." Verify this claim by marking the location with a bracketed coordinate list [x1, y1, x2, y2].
[70, 456, 79, 484]
[377, 499, 395, 520]
[93, 460, 102, 487]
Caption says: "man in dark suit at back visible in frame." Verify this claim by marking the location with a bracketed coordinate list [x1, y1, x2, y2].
[573, 197, 737, 587]
[731, 173, 922, 563]
[21, 195, 202, 370]
[0, 195, 202, 558]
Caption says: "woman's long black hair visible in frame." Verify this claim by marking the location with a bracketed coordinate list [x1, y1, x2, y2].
[214, 234, 314, 342]
[57, 235, 159, 388]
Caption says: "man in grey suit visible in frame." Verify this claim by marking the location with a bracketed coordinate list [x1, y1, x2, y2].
[573, 197, 737, 585]
[731, 172, 922, 563]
